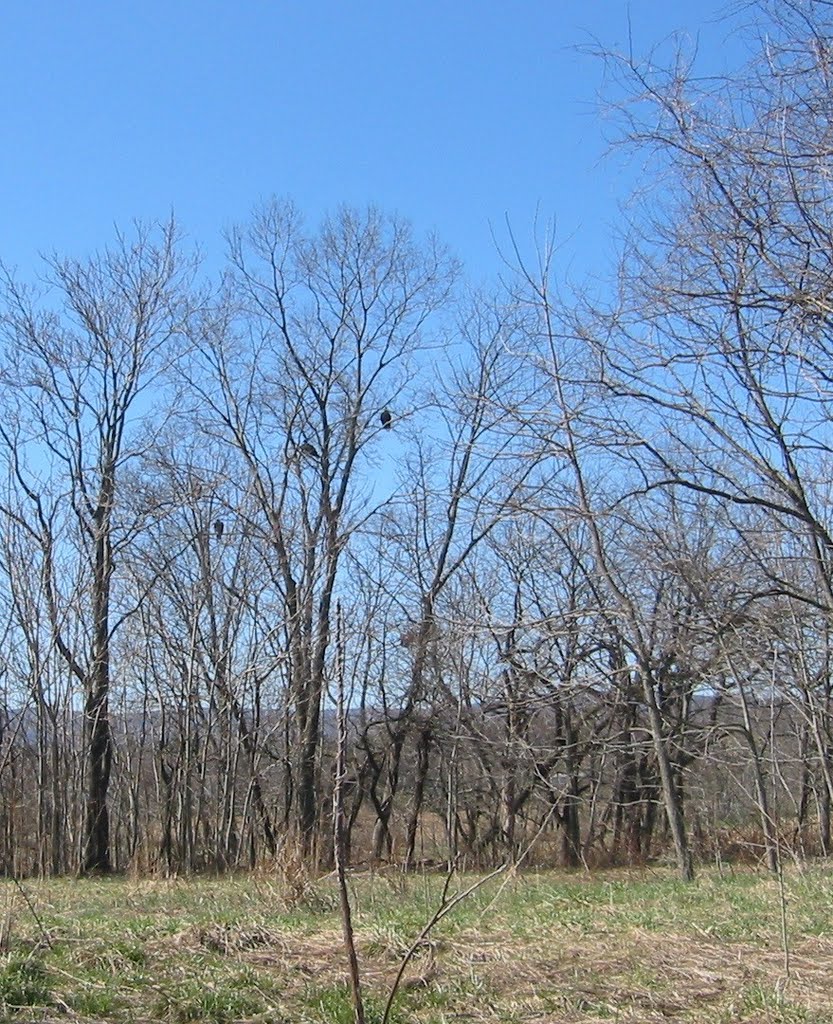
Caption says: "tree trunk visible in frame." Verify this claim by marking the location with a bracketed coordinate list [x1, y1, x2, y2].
[642, 671, 693, 881]
[404, 726, 432, 870]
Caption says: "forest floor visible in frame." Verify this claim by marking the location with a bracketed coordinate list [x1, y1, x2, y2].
[0, 863, 830, 1023]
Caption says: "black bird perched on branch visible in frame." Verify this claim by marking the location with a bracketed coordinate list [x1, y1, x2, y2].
[380, 409, 393, 430]
[213, 520, 224, 540]
[299, 440, 319, 459]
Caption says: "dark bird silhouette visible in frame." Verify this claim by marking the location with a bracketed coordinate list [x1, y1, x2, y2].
[213, 520, 224, 540]
[299, 441, 319, 460]
[380, 409, 393, 430]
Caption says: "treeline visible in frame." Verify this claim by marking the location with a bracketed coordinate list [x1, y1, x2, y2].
[0, 0, 832, 880]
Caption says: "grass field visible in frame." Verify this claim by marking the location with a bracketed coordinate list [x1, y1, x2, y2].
[0, 863, 830, 1023]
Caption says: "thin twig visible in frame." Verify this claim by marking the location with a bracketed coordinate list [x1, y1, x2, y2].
[12, 877, 52, 951]
[381, 862, 507, 1024]
[333, 602, 365, 1024]
[776, 856, 791, 981]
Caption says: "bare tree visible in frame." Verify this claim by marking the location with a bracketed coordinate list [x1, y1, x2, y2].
[583, 0, 833, 625]
[0, 221, 193, 872]
[186, 201, 457, 860]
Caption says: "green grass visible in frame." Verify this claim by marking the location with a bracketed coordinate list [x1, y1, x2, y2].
[0, 955, 51, 1010]
[0, 865, 828, 1021]
[152, 970, 270, 1024]
[304, 983, 405, 1024]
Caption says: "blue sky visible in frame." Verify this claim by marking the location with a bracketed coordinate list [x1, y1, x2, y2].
[2, 1, 741, 287]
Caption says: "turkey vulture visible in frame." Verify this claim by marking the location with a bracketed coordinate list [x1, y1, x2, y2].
[213, 520, 224, 540]
[380, 409, 393, 430]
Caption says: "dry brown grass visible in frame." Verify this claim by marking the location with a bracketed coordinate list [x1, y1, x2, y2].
[0, 866, 830, 1022]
